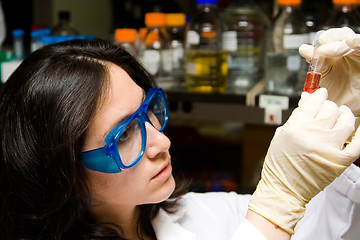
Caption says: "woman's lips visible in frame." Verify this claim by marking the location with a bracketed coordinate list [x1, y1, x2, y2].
[152, 162, 172, 180]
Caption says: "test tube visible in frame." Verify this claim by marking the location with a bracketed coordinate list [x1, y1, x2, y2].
[303, 30, 325, 93]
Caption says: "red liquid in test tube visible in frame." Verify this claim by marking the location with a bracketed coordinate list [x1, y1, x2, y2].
[303, 30, 325, 94]
[304, 72, 321, 93]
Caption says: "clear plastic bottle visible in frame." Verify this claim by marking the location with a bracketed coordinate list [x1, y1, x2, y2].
[222, 0, 269, 94]
[13, 29, 25, 60]
[31, 28, 51, 52]
[139, 12, 172, 88]
[326, 0, 360, 33]
[114, 28, 138, 56]
[185, 0, 227, 93]
[166, 13, 186, 87]
[265, 0, 309, 95]
[51, 11, 79, 36]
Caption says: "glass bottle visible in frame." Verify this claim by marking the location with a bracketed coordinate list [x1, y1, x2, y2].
[166, 13, 186, 87]
[139, 12, 172, 88]
[114, 28, 138, 56]
[221, 0, 269, 94]
[265, 0, 308, 95]
[185, 0, 227, 93]
[51, 11, 79, 36]
[326, 0, 360, 33]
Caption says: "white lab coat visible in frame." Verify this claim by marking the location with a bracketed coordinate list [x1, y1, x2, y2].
[152, 164, 360, 240]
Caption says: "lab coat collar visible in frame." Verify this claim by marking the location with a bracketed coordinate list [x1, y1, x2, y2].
[151, 206, 196, 240]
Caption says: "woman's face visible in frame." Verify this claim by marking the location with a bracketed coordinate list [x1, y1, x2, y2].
[82, 63, 175, 207]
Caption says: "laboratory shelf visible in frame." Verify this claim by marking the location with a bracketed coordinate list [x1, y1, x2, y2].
[164, 82, 300, 126]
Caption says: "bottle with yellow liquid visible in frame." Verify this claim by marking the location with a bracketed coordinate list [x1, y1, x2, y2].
[185, 0, 227, 93]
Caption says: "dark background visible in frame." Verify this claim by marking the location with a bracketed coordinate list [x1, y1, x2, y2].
[1, 0, 333, 51]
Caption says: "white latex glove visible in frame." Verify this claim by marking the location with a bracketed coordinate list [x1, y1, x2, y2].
[299, 27, 360, 116]
[248, 88, 360, 234]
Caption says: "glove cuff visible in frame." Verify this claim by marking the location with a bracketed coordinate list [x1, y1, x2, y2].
[248, 180, 306, 235]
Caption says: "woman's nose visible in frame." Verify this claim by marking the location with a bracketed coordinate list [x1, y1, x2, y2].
[144, 122, 171, 158]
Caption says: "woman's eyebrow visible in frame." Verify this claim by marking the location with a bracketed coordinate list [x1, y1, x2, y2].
[103, 90, 146, 138]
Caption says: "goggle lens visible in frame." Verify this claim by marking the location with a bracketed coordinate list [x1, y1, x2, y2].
[117, 119, 142, 167]
[117, 91, 167, 167]
[148, 91, 167, 131]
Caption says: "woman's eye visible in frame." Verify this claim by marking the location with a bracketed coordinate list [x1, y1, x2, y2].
[117, 123, 136, 145]
[117, 129, 130, 145]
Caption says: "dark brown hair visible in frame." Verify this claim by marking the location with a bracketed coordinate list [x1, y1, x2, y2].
[0, 39, 188, 239]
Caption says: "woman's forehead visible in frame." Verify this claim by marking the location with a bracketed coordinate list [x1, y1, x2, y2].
[108, 64, 142, 101]
[97, 64, 143, 119]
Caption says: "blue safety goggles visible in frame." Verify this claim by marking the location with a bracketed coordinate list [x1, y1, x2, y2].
[81, 88, 168, 173]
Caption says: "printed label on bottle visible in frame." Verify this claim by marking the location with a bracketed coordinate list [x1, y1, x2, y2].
[286, 55, 301, 71]
[187, 30, 200, 45]
[283, 34, 308, 49]
[222, 31, 237, 51]
[143, 50, 160, 75]
[162, 49, 173, 72]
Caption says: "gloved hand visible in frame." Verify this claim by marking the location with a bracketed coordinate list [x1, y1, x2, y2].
[299, 27, 360, 116]
[248, 88, 360, 234]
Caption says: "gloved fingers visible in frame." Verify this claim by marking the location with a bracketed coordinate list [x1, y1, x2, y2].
[298, 44, 314, 63]
[315, 27, 354, 58]
[298, 88, 328, 118]
[298, 91, 311, 107]
[314, 100, 339, 129]
[330, 105, 356, 147]
[345, 33, 360, 51]
[341, 123, 360, 164]
[332, 105, 355, 132]
[273, 125, 284, 138]
[318, 27, 355, 44]
[317, 40, 354, 58]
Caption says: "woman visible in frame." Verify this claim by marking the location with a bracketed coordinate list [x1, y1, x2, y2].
[0, 29, 359, 239]
[0, 39, 185, 239]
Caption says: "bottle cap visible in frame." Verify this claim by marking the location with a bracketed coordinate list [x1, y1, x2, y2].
[114, 28, 137, 42]
[12, 29, 25, 37]
[145, 13, 166, 27]
[166, 13, 186, 27]
[40, 35, 95, 45]
[277, 0, 301, 5]
[196, 0, 218, 5]
[31, 28, 51, 38]
[332, 0, 357, 4]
